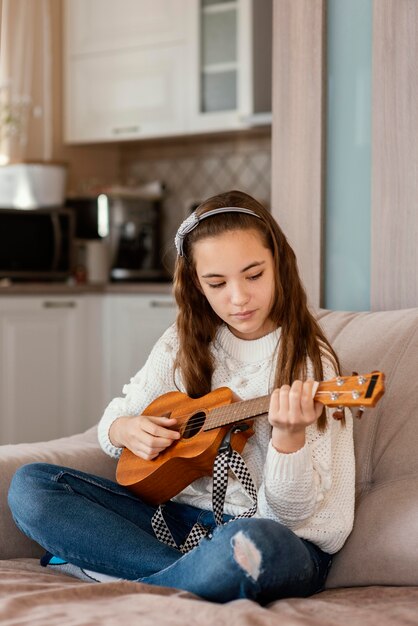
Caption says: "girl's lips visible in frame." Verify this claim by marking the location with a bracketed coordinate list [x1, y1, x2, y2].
[232, 310, 256, 320]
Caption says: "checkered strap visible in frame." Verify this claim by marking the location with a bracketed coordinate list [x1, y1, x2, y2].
[151, 505, 178, 550]
[212, 447, 258, 526]
[151, 505, 209, 553]
[151, 426, 257, 553]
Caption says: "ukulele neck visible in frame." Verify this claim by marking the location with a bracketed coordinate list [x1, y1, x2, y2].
[202, 371, 385, 431]
[204, 396, 270, 431]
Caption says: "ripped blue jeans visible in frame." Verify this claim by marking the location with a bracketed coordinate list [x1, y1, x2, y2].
[8, 463, 331, 604]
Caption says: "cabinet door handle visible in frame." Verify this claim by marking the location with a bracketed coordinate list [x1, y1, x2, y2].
[112, 125, 141, 135]
[149, 300, 175, 308]
[43, 301, 77, 309]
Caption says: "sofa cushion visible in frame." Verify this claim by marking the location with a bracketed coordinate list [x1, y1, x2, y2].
[0, 427, 116, 560]
[317, 308, 418, 587]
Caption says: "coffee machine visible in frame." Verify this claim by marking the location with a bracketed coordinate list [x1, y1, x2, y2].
[108, 195, 167, 281]
[67, 191, 169, 282]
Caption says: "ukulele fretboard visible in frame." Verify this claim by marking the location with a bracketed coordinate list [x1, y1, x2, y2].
[204, 395, 270, 431]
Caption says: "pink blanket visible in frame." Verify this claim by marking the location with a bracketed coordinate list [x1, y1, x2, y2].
[1, 559, 417, 626]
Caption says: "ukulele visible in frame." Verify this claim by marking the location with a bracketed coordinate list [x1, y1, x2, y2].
[116, 371, 385, 505]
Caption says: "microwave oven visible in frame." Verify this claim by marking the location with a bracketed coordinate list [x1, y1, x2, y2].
[0, 208, 74, 281]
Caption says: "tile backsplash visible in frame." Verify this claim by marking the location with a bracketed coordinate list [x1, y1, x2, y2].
[119, 129, 271, 270]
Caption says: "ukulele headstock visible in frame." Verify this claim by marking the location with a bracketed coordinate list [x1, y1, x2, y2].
[315, 371, 385, 419]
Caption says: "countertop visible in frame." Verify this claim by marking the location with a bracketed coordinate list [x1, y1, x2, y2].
[0, 281, 173, 296]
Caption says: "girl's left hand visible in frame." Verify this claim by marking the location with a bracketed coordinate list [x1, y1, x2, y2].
[268, 380, 323, 453]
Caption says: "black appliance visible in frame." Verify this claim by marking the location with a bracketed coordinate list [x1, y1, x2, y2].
[65, 195, 107, 240]
[66, 194, 168, 281]
[0, 208, 74, 281]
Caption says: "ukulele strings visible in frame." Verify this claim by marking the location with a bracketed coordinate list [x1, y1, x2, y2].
[165, 389, 368, 436]
[165, 400, 268, 434]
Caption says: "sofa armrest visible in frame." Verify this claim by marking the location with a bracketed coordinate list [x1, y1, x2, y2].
[0, 427, 117, 560]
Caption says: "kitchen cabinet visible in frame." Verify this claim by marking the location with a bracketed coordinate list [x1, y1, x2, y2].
[63, 0, 272, 143]
[103, 294, 177, 403]
[65, 0, 188, 55]
[65, 45, 188, 142]
[187, 0, 273, 133]
[0, 296, 103, 444]
[0, 292, 176, 445]
[64, 0, 189, 142]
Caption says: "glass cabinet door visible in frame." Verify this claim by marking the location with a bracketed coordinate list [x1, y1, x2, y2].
[200, 0, 238, 113]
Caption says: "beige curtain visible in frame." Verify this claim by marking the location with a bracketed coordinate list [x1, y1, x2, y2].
[0, 0, 53, 163]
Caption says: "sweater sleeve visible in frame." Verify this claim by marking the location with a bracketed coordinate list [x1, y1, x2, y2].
[258, 427, 332, 525]
[97, 324, 180, 458]
[257, 358, 355, 553]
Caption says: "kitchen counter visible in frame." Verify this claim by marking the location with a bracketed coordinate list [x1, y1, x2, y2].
[0, 281, 173, 296]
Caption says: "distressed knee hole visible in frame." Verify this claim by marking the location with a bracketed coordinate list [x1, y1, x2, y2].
[231, 530, 262, 581]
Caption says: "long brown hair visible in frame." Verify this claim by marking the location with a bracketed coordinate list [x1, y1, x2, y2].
[173, 190, 339, 430]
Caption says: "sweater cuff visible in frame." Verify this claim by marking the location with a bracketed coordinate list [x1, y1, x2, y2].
[265, 439, 312, 480]
[97, 415, 123, 459]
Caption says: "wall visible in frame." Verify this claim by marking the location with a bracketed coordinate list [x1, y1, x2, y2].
[271, 0, 326, 307]
[271, 0, 418, 312]
[119, 129, 271, 268]
[325, 0, 372, 311]
[371, 0, 418, 310]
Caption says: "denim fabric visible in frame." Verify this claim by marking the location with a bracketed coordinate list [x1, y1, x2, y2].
[8, 463, 332, 604]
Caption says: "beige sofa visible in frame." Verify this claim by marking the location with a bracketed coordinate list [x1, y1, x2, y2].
[1, 308, 418, 625]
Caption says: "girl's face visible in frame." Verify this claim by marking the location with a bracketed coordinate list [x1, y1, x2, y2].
[193, 228, 277, 340]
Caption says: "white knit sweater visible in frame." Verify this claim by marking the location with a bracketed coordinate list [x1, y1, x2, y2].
[98, 324, 355, 554]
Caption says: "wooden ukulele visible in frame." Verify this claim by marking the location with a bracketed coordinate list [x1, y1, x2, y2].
[116, 371, 385, 505]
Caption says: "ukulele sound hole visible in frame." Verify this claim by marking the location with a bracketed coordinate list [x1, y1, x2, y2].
[182, 411, 206, 439]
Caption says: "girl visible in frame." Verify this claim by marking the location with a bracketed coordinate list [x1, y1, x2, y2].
[8, 190, 355, 605]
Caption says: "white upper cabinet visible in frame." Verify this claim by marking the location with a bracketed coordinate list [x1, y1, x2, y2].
[187, 0, 272, 133]
[66, 0, 188, 54]
[64, 0, 189, 142]
[66, 45, 188, 142]
[63, 0, 272, 143]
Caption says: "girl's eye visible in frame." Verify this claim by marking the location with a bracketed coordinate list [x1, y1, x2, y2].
[247, 271, 263, 281]
[208, 282, 225, 289]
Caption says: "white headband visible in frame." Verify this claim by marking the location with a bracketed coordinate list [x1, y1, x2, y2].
[174, 206, 261, 256]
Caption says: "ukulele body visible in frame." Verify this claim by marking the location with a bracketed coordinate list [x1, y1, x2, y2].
[116, 387, 254, 506]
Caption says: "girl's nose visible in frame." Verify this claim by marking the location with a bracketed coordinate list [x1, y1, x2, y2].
[230, 284, 250, 306]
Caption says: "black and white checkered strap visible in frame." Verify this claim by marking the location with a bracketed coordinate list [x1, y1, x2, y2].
[151, 505, 208, 553]
[212, 447, 257, 526]
[151, 425, 257, 554]
[151, 505, 178, 550]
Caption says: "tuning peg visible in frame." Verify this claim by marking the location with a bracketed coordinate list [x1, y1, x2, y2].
[332, 406, 345, 420]
[355, 406, 365, 419]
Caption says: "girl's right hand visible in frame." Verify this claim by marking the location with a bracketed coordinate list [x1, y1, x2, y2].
[109, 415, 180, 460]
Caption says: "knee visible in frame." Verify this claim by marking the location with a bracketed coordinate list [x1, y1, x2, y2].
[231, 527, 263, 582]
[218, 518, 305, 578]
[8, 463, 51, 522]
[212, 519, 283, 582]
